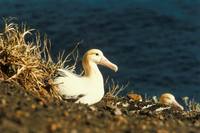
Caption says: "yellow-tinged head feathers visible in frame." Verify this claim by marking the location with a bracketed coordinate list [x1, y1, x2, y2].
[160, 93, 184, 110]
[83, 49, 118, 74]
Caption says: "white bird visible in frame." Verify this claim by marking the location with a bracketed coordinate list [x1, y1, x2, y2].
[159, 93, 184, 110]
[54, 49, 118, 105]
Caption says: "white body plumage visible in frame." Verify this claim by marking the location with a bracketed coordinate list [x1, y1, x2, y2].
[54, 49, 118, 105]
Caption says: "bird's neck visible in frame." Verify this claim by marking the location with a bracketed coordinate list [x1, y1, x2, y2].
[82, 60, 103, 80]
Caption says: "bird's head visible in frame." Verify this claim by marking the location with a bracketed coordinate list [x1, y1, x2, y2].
[160, 93, 184, 110]
[83, 49, 118, 72]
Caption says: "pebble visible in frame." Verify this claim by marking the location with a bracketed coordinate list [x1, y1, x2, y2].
[16, 110, 30, 118]
[31, 104, 36, 110]
[128, 93, 142, 102]
[140, 124, 147, 130]
[122, 102, 129, 107]
[177, 120, 184, 126]
[1, 99, 6, 106]
[158, 115, 164, 120]
[89, 106, 97, 111]
[49, 122, 61, 132]
[70, 129, 78, 133]
[63, 111, 69, 117]
[157, 129, 169, 133]
[114, 108, 122, 116]
[129, 110, 137, 114]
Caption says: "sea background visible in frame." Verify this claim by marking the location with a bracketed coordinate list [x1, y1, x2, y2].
[0, 0, 200, 102]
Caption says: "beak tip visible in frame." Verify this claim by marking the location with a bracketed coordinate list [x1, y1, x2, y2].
[100, 56, 118, 72]
[114, 66, 118, 72]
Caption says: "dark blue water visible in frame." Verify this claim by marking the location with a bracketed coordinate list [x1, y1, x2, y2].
[1, 0, 200, 101]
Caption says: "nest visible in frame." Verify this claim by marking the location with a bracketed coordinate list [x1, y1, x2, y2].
[0, 19, 66, 101]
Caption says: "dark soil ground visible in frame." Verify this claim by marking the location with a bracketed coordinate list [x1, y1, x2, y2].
[0, 81, 199, 133]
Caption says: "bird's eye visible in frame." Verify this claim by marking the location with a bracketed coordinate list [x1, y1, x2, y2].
[95, 53, 99, 56]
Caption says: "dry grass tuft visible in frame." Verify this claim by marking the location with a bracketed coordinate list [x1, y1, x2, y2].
[0, 19, 68, 101]
[182, 97, 200, 112]
[105, 78, 128, 97]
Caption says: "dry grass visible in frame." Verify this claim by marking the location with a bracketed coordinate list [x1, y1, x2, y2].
[0, 19, 67, 101]
[105, 78, 128, 97]
[182, 97, 200, 112]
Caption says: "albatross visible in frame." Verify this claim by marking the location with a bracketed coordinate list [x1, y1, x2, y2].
[54, 49, 118, 105]
[159, 93, 184, 110]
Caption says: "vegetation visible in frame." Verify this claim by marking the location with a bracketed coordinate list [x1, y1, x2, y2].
[0, 19, 62, 101]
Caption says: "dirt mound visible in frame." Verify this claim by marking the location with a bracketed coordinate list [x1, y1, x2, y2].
[0, 81, 199, 133]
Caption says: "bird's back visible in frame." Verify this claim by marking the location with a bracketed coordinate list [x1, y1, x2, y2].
[54, 69, 86, 95]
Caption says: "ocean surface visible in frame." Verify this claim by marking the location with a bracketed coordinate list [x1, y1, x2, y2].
[0, 0, 200, 102]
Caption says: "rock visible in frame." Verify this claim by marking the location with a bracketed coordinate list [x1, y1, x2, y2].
[31, 104, 36, 110]
[89, 106, 97, 111]
[158, 115, 164, 120]
[15, 110, 30, 118]
[114, 108, 122, 116]
[127, 93, 142, 102]
[122, 102, 129, 107]
[1, 99, 7, 106]
[63, 111, 69, 117]
[157, 129, 169, 133]
[49, 122, 61, 132]
[70, 129, 78, 133]
[140, 124, 147, 130]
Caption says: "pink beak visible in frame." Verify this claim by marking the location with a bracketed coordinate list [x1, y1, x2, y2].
[172, 100, 184, 110]
[99, 56, 118, 72]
